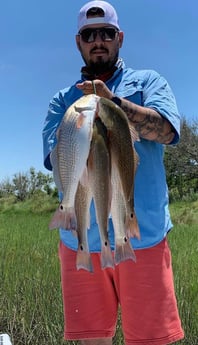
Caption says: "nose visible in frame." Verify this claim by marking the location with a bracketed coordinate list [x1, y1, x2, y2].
[94, 31, 104, 43]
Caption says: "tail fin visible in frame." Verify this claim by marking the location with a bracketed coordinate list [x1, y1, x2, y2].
[114, 238, 136, 265]
[100, 242, 114, 269]
[49, 206, 77, 230]
[125, 212, 140, 240]
[76, 248, 93, 272]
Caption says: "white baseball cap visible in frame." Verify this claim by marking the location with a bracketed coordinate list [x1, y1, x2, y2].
[77, 1, 120, 32]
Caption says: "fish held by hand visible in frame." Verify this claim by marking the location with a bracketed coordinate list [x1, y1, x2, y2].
[49, 94, 99, 231]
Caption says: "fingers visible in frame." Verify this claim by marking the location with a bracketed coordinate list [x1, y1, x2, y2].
[76, 81, 96, 94]
[76, 80, 113, 99]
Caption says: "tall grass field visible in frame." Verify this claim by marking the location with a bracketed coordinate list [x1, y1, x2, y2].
[0, 198, 197, 345]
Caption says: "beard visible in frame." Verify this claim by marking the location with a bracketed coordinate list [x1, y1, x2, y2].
[87, 57, 117, 75]
[80, 46, 119, 75]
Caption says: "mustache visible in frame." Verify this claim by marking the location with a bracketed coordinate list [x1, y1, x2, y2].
[90, 46, 109, 54]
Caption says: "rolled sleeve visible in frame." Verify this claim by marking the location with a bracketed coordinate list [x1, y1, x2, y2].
[143, 70, 180, 144]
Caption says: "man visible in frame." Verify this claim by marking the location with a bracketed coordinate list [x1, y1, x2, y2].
[42, 1, 184, 344]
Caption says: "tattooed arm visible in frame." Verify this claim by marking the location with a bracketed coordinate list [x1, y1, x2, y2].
[119, 98, 175, 145]
[76, 79, 177, 145]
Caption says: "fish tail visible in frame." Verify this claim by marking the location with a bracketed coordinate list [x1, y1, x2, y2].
[101, 242, 114, 269]
[125, 213, 140, 240]
[49, 207, 77, 230]
[114, 238, 136, 265]
[76, 247, 93, 272]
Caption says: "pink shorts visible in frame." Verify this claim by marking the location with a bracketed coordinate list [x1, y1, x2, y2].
[59, 239, 184, 345]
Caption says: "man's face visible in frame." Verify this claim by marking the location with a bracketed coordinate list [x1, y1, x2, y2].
[76, 24, 124, 74]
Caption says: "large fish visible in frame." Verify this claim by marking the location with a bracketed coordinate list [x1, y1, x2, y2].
[97, 97, 140, 245]
[87, 118, 114, 269]
[49, 94, 99, 231]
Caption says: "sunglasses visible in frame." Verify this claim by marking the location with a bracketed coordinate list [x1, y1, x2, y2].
[78, 27, 119, 43]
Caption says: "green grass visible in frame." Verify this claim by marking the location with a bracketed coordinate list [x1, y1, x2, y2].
[0, 200, 197, 345]
[168, 200, 198, 345]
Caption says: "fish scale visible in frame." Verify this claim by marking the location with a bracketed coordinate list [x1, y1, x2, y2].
[58, 119, 83, 204]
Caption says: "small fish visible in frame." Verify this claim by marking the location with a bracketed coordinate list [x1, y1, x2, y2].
[75, 180, 93, 272]
[87, 118, 114, 269]
[49, 94, 99, 231]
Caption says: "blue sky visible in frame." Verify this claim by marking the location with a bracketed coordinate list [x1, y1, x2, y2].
[0, 0, 197, 181]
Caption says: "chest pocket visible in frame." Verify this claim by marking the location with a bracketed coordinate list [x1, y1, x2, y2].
[115, 79, 144, 106]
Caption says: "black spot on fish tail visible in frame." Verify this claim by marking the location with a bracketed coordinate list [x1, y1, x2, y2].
[80, 245, 84, 251]
[105, 241, 108, 246]
[131, 213, 133, 218]
[124, 237, 127, 243]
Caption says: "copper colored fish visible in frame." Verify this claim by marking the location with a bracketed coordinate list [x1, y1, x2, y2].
[87, 118, 114, 269]
[97, 97, 140, 263]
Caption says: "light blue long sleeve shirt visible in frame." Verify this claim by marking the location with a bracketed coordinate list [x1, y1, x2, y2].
[42, 58, 180, 251]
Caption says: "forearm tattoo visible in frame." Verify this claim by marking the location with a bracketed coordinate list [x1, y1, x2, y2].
[121, 100, 175, 144]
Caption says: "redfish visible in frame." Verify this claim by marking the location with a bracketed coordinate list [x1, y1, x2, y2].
[97, 97, 140, 263]
[87, 118, 114, 269]
[49, 94, 99, 231]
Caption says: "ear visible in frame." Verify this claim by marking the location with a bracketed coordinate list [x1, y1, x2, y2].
[118, 31, 124, 48]
[75, 35, 81, 51]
